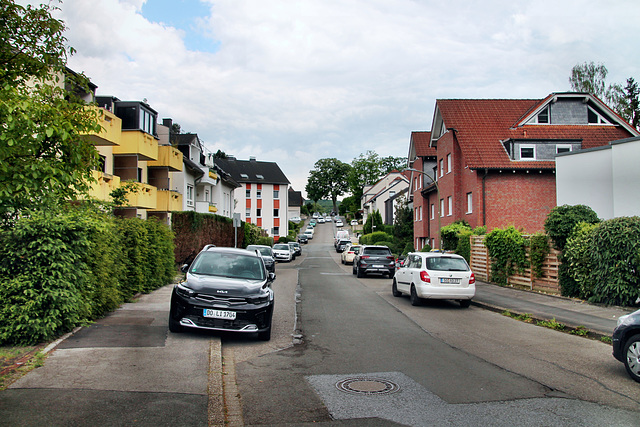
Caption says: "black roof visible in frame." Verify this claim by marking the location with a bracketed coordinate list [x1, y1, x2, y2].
[215, 157, 290, 185]
[288, 188, 304, 207]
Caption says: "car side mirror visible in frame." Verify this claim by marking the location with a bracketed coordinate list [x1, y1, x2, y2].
[180, 264, 189, 273]
[268, 272, 276, 283]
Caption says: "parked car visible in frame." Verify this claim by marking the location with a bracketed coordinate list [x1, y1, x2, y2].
[318, 217, 325, 224]
[612, 308, 640, 382]
[350, 219, 358, 226]
[335, 219, 344, 227]
[304, 229, 314, 239]
[309, 219, 317, 227]
[334, 229, 349, 247]
[246, 244, 276, 273]
[335, 239, 351, 253]
[289, 216, 302, 224]
[169, 246, 275, 340]
[392, 252, 475, 307]
[273, 243, 293, 262]
[341, 244, 361, 265]
[297, 234, 309, 244]
[288, 241, 302, 256]
[353, 245, 395, 278]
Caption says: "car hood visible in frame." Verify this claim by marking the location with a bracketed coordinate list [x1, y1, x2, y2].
[186, 274, 266, 296]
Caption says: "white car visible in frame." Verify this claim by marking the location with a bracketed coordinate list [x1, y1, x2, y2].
[341, 244, 361, 265]
[304, 229, 314, 239]
[318, 217, 325, 223]
[335, 219, 344, 227]
[392, 252, 475, 307]
[290, 216, 302, 224]
[350, 219, 358, 226]
[272, 243, 293, 262]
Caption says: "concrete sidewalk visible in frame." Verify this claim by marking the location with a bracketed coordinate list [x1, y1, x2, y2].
[472, 280, 634, 337]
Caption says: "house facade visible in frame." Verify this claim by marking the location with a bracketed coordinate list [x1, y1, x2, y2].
[411, 92, 639, 248]
[361, 171, 410, 225]
[215, 157, 291, 240]
[556, 136, 640, 219]
[406, 131, 436, 250]
[288, 188, 304, 218]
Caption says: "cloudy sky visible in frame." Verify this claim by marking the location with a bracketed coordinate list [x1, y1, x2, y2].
[41, 0, 640, 196]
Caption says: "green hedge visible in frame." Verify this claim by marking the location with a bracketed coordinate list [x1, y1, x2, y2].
[0, 208, 176, 345]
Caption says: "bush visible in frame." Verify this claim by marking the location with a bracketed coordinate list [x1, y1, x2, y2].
[402, 242, 415, 255]
[528, 233, 550, 278]
[441, 220, 471, 251]
[544, 204, 600, 251]
[359, 231, 393, 245]
[456, 229, 473, 263]
[563, 222, 599, 299]
[419, 244, 432, 252]
[373, 240, 397, 254]
[484, 226, 528, 286]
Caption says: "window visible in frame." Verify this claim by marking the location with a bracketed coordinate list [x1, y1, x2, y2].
[274, 208, 279, 217]
[419, 206, 422, 221]
[439, 159, 444, 177]
[273, 227, 279, 235]
[440, 199, 444, 217]
[415, 207, 419, 220]
[537, 106, 549, 124]
[587, 106, 612, 124]
[556, 144, 572, 154]
[246, 189, 251, 198]
[466, 192, 473, 214]
[256, 208, 262, 217]
[246, 208, 251, 217]
[389, 191, 395, 198]
[240, 173, 249, 179]
[447, 154, 452, 174]
[431, 204, 435, 220]
[447, 196, 452, 216]
[186, 185, 194, 207]
[273, 190, 279, 198]
[256, 174, 264, 180]
[520, 145, 535, 160]
[256, 190, 262, 199]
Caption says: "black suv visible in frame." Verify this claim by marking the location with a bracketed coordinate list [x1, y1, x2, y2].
[169, 246, 275, 341]
[353, 245, 395, 278]
[612, 308, 640, 382]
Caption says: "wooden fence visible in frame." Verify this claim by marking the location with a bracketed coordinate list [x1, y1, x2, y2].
[469, 235, 561, 294]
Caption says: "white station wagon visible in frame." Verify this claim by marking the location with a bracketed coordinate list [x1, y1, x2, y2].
[392, 252, 475, 307]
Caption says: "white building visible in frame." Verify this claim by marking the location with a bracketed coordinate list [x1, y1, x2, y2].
[556, 136, 640, 219]
[361, 171, 410, 224]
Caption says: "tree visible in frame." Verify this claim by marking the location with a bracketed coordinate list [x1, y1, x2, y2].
[608, 78, 640, 129]
[0, 0, 101, 224]
[305, 158, 351, 213]
[348, 151, 406, 200]
[569, 61, 609, 99]
[392, 195, 413, 253]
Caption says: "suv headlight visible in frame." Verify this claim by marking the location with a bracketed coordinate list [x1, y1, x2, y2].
[176, 282, 195, 298]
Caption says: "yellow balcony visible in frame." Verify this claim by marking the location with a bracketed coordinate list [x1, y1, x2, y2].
[83, 107, 122, 146]
[151, 190, 183, 212]
[148, 145, 183, 171]
[209, 170, 218, 180]
[209, 204, 218, 213]
[114, 131, 158, 161]
[126, 182, 157, 209]
[87, 170, 121, 201]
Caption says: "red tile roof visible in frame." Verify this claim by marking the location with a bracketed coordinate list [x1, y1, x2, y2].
[411, 131, 435, 157]
[436, 98, 633, 170]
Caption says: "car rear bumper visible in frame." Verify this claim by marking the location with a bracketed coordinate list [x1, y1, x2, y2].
[415, 284, 476, 300]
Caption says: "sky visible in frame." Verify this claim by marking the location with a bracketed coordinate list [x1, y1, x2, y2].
[36, 0, 640, 197]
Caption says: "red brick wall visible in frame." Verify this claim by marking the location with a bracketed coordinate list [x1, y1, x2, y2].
[484, 171, 556, 233]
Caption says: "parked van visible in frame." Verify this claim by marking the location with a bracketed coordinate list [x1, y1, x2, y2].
[334, 229, 349, 247]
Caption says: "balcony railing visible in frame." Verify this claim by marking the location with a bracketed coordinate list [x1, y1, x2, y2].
[83, 106, 122, 146]
[148, 145, 183, 171]
[87, 170, 121, 201]
[126, 182, 157, 209]
[114, 130, 158, 161]
[150, 190, 183, 212]
[195, 201, 218, 214]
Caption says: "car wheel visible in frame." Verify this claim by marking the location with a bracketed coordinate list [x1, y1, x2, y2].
[356, 266, 365, 278]
[459, 299, 471, 308]
[392, 279, 402, 297]
[388, 271, 395, 279]
[341, 258, 345, 264]
[410, 285, 421, 306]
[258, 326, 272, 341]
[623, 334, 640, 382]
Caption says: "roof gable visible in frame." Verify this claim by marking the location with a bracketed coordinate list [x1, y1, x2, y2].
[215, 157, 291, 185]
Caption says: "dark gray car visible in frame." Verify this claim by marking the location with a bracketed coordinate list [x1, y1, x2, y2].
[612, 308, 640, 382]
[246, 244, 276, 273]
[353, 245, 395, 278]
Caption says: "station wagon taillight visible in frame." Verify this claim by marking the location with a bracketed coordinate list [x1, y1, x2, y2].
[469, 272, 476, 285]
[419, 270, 431, 283]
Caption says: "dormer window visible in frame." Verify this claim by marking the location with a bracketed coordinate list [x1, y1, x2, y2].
[520, 145, 535, 160]
[587, 106, 612, 124]
[530, 106, 550, 124]
[240, 173, 249, 179]
[256, 174, 264, 180]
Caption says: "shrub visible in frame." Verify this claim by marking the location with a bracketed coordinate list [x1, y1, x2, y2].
[402, 242, 415, 255]
[484, 226, 528, 286]
[456, 229, 473, 263]
[528, 233, 550, 278]
[440, 220, 471, 251]
[419, 244, 432, 252]
[544, 204, 599, 251]
[563, 222, 599, 299]
[373, 240, 397, 254]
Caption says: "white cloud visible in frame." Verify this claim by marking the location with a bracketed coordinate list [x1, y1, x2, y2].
[38, 0, 640, 197]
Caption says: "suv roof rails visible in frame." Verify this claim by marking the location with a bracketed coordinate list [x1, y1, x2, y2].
[202, 244, 216, 251]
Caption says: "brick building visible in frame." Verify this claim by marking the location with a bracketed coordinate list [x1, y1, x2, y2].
[408, 92, 639, 249]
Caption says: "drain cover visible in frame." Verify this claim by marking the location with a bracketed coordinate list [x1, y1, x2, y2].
[335, 377, 400, 395]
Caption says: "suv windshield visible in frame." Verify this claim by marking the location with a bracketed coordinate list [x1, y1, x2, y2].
[426, 256, 469, 272]
[248, 246, 272, 257]
[364, 247, 391, 256]
[190, 252, 265, 280]
[273, 244, 289, 250]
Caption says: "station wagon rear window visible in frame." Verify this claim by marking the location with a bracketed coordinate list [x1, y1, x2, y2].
[425, 257, 469, 272]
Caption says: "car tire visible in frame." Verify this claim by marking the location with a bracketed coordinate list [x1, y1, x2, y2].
[356, 266, 365, 278]
[410, 285, 421, 306]
[392, 279, 402, 297]
[341, 258, 345, 264]
[388, 271, 395, 279]
[459, 300, 471, 308]
[623, 334, 640, 382]
[258, 326, 272, 341]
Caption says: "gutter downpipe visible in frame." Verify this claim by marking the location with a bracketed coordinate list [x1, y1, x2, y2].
[482, 168, 488, 226]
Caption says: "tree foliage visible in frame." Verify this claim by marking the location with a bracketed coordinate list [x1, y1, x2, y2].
[347, 150, 406, 200]
[0, 0, 101, 224]
[544, 204, 600, 251]
[305, 158, 351, 213]
[569, 61, 609, 99]
[363, 209, 383, 235]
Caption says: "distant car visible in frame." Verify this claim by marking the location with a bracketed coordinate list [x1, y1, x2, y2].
[288, 241, 301, 257]
[246, 244, 276, 273]
[353, 245, 395, 278]
[169, 246, 275, 341]
[335, 239, 351, 253]
[392, 252, 475, 307]
[297, 234, 309, 244]
[317, 217, 325, 224]
[334, 229, 350, 247]
[612, 308, 640, 382]
[290, 216, 302, 224]
[341, 244, 361, 265]
[335, 219, 344, 227]
[304, 229, 314, 239]
[309, 219, 317, 227]
[350, 219, 358, 226]
[273, 243, 293, 262]
[312, 212, 320, 218]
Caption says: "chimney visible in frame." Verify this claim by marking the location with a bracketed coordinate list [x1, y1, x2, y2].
[163, 118, 173, 128]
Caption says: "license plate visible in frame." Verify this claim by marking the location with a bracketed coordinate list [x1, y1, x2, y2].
[440, 278, 461, 284]
[203, 309, 236, 319]
[373, 265, 384, 268]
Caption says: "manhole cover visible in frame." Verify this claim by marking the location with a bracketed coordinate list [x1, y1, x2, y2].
[335, 377, 400, 395]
